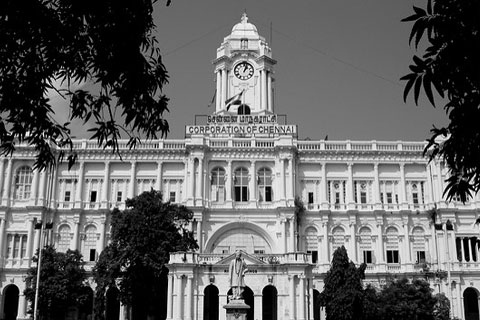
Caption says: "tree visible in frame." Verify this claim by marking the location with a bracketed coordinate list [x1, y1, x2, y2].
[93, 190, 198, 320]
[0, 0, 172, 171]
[319, 246, 367, 320]
[401, 0, 480, 202]
[24, 246, 91, 320]
[377, 278, 438, 320]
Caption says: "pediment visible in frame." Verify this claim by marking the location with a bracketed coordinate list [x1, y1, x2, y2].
[216, 251, 267, 265]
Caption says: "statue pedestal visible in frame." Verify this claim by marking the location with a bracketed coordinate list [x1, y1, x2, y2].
[224, 299, 250, 320]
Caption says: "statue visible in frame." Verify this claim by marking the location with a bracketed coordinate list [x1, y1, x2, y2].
[229, 251, 248, 299]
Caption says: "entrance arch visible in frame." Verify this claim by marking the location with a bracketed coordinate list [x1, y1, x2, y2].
[262, 285, 277, 320]
[313, 289, 320, 320]
[3, 284, 19, 320]
[106, 286, 120, 320]
[204, 285, 219, 320]
[464, 287, 480, 320]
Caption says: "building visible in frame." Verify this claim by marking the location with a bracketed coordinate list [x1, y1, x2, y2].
[1, 13, 480, 320]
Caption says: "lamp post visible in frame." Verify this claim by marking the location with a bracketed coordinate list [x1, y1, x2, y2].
[33, 220, 53, 320]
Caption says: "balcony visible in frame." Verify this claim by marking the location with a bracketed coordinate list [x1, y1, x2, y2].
[169, 252, 312, 265]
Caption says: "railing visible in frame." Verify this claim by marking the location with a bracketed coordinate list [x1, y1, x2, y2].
[297, 140, 426, 152]
[170, 252, 312, 265]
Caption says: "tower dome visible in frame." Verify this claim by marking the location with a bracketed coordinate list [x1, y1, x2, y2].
[230, 13, 259, 39]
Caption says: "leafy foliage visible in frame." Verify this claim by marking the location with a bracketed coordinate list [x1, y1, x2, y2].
[401, 0, 480, 202]
[93, 190, 198, 320]
[0, 0, 171, 171]
[24, 246, 91, 320]
[319, 246, 367, 320]
[376, 278, 441, 320]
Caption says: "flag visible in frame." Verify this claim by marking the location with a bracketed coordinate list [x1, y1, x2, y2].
[207, 89, 216, 108]
[225, 90, 244, 111]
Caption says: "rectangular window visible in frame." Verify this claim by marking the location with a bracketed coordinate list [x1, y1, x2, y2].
[117, 191, 122, 202]
[386, 192, 392, 204]
[335, 192, 340, 204]
[416, 251, 426, 264]
[412, 193, 419, 205]
[21, 236, 27, 258]
[89, 249, 96, 262]
[386, 250, 399, 263]
[90, 191, 97, 203]
[235, 186, 248, 202]
[363, 250, 373, 264]
[360, 192, 367, 204]
[254, 249, 265, 254]
[169, 191, 176, 203]
[265, 186, 272, 202]
[64, 191, 71, 202]
[308, 192, 314, 204]
[308, 250, 318, 264]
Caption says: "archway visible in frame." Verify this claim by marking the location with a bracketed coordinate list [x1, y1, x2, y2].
[204, 285, 219, 320]
[313, 289, 320, 320]
[227, 287, 254, 320]
[3, 284, 19, 320]
[464, 287, 480, 320]
[106, 287, 120, 320]
[262, 285, 277, 320]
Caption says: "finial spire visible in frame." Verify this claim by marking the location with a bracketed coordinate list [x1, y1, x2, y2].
[241, 11, 248, 23]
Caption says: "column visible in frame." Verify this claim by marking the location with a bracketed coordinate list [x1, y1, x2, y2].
[102, 162, 110, 206]
[399, 163, 407, 209]
[289, 275, 296, 320]
[185, 275, 193, 320]
[72, 220, 80, 251]
[156, 161, 163, 192]
[287, 158, 294, 202]
[467, 237, 473, 262]
[0, 218, 5, 260]
[2, 159, 13, 205]
[347, 163, 354, 209]
[456, 282, 462, 320]
[188, 158, 195, 202]
[166, 274, 174, 320]
[30, 170, 39, 206]
[75, 162, 84, 208]
[261, 69, 267, 111]
[119, 304, 127, 320]
[279, 159, 285, 201]
[290, 217, 296, 252]
[309, 283, 314, 320]
[98, 218, 106, 254]
[457, 237, 464, 262]
[226, 161, 232, 202]
[18, 293, 26, 318]
[216, 70, 222, 111]
[198, 158, 204, 203]
[129, 161, 136, 198]
[349, 223, 357, 262]
[196, 220, 203, 252]
[254, 293, 263, 320]
[321, 222, 329, 263]
[267, 71, 273, 112]
[26, 219, 34, 263]
[377, 224, 385, 263]
[222, 69, 228, 109]
[435, 162, 444, 205]
[373, 163, 381, 209]
[404, 224, 411, 264]
[249, 161, 256, 203]
[174, 275, 183, 320]
[0, 159, 4, 200]
[320, 163, 327, 208]
[299, 275, 306, 320]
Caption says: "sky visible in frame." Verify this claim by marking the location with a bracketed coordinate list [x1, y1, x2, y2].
[150, 0, 448, 142]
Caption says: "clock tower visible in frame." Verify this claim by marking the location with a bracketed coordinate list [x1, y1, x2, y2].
[213, 13, 276, 115]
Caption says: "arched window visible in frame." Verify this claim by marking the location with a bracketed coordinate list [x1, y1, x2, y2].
[57, 225, 71, 253]
[228, 287, 254, 320]
[211, 167, 226, 202]
[14, 166, 33, 200]
[332, 226, 345, 253]
[305, 227, 318, 263]
[359, 227, 374, 264]
[204, 285, 219, 320]
[82, 225, 97, 262]
[106, 287, 120, 320]
[412, 227, 426, 264]
[464, 288, 479, 320]
[258, 168, 272, 202]
[262, 286, 277, 320]
[238, 104, 251, 115]
[234, 167, 249, 202]
[3, 284, 19, 320]
[385, 227, 400, 264]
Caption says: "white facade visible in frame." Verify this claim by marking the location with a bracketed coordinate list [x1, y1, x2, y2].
[0, 13, 480, 320]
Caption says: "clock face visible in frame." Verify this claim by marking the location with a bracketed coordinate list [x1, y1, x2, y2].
[234, 61, 254, 80]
